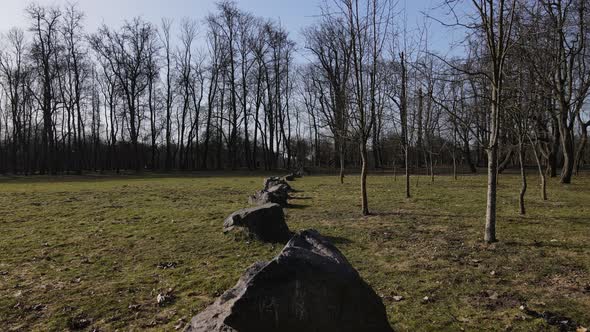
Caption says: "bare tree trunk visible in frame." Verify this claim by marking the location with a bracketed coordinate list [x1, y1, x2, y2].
[462, 131, 477, 173]
[417, 88, 423, 169]
[497, 145, 513, 174]
[202, 103, 214, 169]
[518, 140, 527, 215]
[429, 151, 434, 183]
[400, 52, 410, 198]
[529, 135, 547, 200]
[558, 120, 574, 184]
[485, 145, 498, 243]
[452, 126, 458, 180]
[339, 142, 345, 184]
[547, 116, 560, 178]
[360, 142, 369, 215]
[453, 154, 457, 180]
[405, 146, 411, 198]
[574, 120, 588, 174]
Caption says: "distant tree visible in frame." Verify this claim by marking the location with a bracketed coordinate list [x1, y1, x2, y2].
[27, 4, 62, 174]
[304, 13, 351, 184]
[90, 18, 157, 171]
[160, 18, 174, 170]
[0, 28, 28, 174]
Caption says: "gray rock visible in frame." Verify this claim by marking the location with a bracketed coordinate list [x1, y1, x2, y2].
[185, 229, 393, 332]
[248, 190, 286, 207]
[249, 190, 287, 207]
[223, 203, 291, 243]
[267, 184, 289, 203]
[263, 177, 292, 192]
[248, 190, 272, 206]
[249, 183, 291, 207]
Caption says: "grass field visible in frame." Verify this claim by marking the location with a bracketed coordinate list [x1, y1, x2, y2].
[0, 172, 589, 331]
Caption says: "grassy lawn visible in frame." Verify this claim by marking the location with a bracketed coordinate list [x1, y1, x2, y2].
[0, 172, 589, 331]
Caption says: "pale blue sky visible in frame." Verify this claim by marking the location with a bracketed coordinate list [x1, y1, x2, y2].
[0, 0, 461, 57]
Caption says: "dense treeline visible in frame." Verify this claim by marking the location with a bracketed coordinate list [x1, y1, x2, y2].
[0, 2, 301, 174]
[0, 0, 587, 175]
[0, 0, 589, 238]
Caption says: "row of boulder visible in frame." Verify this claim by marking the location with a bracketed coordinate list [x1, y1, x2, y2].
[186, 172, 394, 331]
[248, 176, 293, 208]
[224, 174, 298, 243]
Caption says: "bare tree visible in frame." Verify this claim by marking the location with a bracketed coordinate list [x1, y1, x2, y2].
[160, 18, 173, 170]
[0, 28, 28, 174]
[27, 4, 62, 174]
[90, 18, 156, 171]
[341, 0, 390, 215]
[529, 0, 590, 184]
[304, 12, 352, 184]
[472, 0, 518, 242]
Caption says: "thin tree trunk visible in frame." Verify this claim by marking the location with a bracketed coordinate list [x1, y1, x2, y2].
[518, 140, 527, 215]
[574, 121, 588, 174]
[529, 135, 547, 200]
[405, 146, 410, 198]
[360, 142, 369, 216]
[559, 123, 574, 184]
[453, 154, 457, 180]
[485, 145, 498, 243]
[339, 141, 345, 184]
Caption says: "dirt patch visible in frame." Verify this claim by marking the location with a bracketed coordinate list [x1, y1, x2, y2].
[541, 270, 590, 299]
[470, 290, 522, 310]
[521, 305, 580, 332]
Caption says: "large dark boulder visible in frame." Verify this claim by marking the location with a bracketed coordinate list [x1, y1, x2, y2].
[248, 190, 284, 207]
[223, 203, 291, 243]
[185, 229, 393, 332]
[267, 184, 289, 202]
[249, 184, 291, 207]
[248, 190, 273, 206]
[263, 177, 292, 192]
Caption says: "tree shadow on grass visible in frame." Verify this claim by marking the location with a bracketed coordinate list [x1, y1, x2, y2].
[546, 216, 590, 225]
[289, 196, 312, 200]
[503, 239, 590, 251]
[324, 235, 354, 245]
[372, 210, 480, 221]
[287, 203, 310, 209]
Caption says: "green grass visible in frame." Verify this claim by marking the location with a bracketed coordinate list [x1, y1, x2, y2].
[0, 172, 588, 331]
